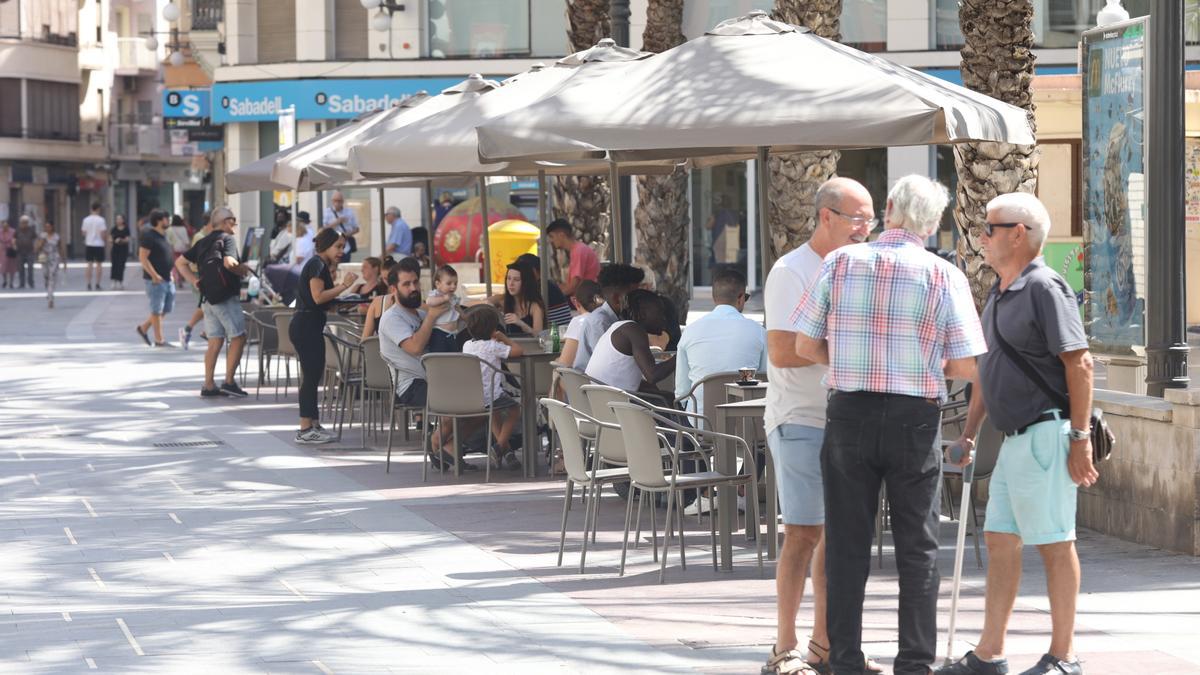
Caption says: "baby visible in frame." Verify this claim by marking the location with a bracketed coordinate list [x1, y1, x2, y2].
[426, 265, 463, 353]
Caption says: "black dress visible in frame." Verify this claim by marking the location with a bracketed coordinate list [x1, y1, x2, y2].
[109, 225, 131, 282]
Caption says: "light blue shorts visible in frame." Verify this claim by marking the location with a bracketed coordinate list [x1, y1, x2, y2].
[984, 414, 1078, 545]
[767, 424, 824, 526]
[202, 297, 247, 340]
[144, 280, 175, 315]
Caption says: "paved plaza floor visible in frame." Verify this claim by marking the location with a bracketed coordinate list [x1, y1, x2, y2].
[1, 280, 1199, 674]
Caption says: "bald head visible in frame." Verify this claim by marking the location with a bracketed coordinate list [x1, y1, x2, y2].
[811, 177, 874, 256]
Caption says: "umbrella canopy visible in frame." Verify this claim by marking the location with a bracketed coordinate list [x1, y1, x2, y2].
[476, 11, 1035, 164]
[348, 40, 671, 179]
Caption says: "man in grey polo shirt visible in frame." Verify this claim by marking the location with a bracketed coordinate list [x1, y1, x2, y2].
[938, 193, 1097, 675]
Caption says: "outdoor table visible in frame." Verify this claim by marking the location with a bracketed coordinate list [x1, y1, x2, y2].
[508, 337, 558, 478]
[724, 381, 768, 402]
[713, 398, 778, 569]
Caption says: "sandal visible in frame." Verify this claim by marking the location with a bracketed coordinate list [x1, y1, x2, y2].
[762, 645, 819, 675]
[807, 639, 884, 674]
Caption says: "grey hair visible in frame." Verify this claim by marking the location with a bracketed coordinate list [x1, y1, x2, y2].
[385, 206, 402, 218]
[986, 192, 1050, 251]
[887, 175, 950, 238]
[209, 207, 235, 226]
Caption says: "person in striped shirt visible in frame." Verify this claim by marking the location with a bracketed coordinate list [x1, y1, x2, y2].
[794, 175, 986, 675]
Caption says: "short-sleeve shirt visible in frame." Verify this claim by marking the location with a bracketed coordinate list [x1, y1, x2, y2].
[568, 241, 600, 283]
[386, 217, 412, 256]
[463, 338, 512, 405]
[563, 313, 588, 342]
[81, 214, 107, 247]
[428, 289, 463, 331]
[546, 281, 573, 328]
[764, 243, 831, 432]
[793, 229, 987, 401]
[378, 304, 427, 397]
[571, 302, 619, 370]
[978, 258, 1089, 434]
[675, 304, 767, 415]
[139, 227, 174, 280]
[294, 231, 315, 261]
[296, 256, 334, 312]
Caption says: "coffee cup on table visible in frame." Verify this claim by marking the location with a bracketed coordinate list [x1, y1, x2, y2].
[738, 367, 756, 383]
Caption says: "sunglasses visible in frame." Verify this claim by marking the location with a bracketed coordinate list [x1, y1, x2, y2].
[983, 221, 1024, 236]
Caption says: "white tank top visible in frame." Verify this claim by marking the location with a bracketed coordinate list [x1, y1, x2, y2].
[585, 321, 643, 392]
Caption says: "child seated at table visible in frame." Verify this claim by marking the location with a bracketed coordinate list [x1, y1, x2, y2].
[462, 306, 524, 470]
[426, 265, 464, 352]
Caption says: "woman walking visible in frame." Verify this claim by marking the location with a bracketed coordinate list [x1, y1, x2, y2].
[109, 214, 131, 289]
[0, 220, 16, 288]
[15, 216, 37, 289]
[290, 228, 358, 444]
[35, 221, 66, 308]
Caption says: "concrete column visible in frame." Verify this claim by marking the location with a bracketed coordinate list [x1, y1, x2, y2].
[295, 0, 334, 61]
[887, 0, 932, 52]
[224, 122, 259, 230]
[225, 0, 258, 65]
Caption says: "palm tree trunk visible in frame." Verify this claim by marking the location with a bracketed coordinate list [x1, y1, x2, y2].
[552, 0, 612, 281]
[768, 1, 843, 258]
[633, 0, 690, 315]
[954, 0, 1040, 308]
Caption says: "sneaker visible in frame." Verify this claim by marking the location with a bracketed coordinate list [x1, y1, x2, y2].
[1017, 655, 1080, 675]
[935, 651, 1009, 675]
[220, 382, 248, 398]
[501, 451, 522, 471]
[683, 494, 716, 516]
[737, 494, 747, 514]
[295, 427, 335, 444]
[200, 387, 225, 398]
[180, 326, 192, 350]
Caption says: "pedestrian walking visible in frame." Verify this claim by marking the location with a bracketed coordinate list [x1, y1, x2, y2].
[109, 214, 132, 289]
[175, 207, 251, 398]
[290, 228, 358, 443]
[81, 202, 108, 291]
[793, 175, 986, 675]
[760, 178, 881, 675]
[15, 216, 37, 289]
[136, 210, 176, 347]
[0, 220, 16, 288]
[35, 221, 67, 308]
[935, 193, 1097, 675]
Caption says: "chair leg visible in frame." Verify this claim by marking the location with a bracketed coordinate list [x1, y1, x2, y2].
[418, 408, 430, 481]
[285, 358, 291, 398]
[650, 490, 659, 562]
[709, 489, 719, 571]
[387, 401, 398, 474]
[751, 478, 764, 576]
[557, 480, 574, 567]
[634, 485, 644, 550]
[676, 489, 687, 571]
[451, 419, 459, 478]
[484, 413, 493, 483]
[360, 386, 368, 450]
[591, 485, 600, 544]
[659, 488, 675, 584]
[579, 484, 595, 574]
[619, 485, 636, 576]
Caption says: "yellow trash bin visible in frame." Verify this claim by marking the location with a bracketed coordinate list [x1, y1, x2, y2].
[488, 219, 540, 285]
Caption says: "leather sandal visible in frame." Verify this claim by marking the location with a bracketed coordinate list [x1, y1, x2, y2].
[762, 645, 820, 675]
[807, 639, 884, 674]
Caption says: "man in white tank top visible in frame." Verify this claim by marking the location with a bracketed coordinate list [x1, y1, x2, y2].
[584, 289, 676, 399]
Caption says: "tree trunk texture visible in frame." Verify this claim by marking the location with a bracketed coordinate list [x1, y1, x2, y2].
[955, 0, 1040, 308]
[633, 0, 690, 315]
[768, 1, 843, 258]
[551, 0, 612, 283]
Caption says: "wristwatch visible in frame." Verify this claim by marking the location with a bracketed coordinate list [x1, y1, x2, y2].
[1067, 427, 1089, 441]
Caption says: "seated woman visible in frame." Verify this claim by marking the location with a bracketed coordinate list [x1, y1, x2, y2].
[349, 256, 388, 315]
[585, 289, 676, 401]
[487, 261, 545, 337]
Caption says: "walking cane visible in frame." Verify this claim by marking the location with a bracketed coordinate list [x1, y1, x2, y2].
[944, 442, 975, 666]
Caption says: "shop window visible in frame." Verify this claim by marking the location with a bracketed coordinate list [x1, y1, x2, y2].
[426, 0, 565, 59]
[691, 163, 749, 287]
[0, 79, 21, 137]
[842, 0, 886, 52]
[837, 148, 888, 230]
[935, 0, 1200, 50]
[256, 0, 296, 63]
[335, 0, 369, 60]
[26, 80, 79, 141]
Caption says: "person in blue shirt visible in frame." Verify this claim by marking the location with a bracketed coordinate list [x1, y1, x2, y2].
[384, 206, 412, 259]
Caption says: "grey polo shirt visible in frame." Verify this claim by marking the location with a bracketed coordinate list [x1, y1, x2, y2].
[978, 258, 1089, 434]
[378, 304, 427, 397]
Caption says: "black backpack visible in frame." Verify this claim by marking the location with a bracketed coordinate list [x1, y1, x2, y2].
[197, 232, 239, 304]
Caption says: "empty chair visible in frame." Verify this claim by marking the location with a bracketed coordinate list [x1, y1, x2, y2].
[272, 312, 298, 399]
[942, 417, 1004, 569]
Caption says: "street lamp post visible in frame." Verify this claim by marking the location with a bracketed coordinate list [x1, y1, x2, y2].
[1145, 2, 1190, 395]
[610, 0, 631, 262]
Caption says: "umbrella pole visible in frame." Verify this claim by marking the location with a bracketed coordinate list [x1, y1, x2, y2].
[537, 169, 550, 306]
[378, 187, 386, 259]
[608, 160, 622, 263]
[427, 179, 437, 271]
[756, 147, 771, 322]
[479, 176, 493, 298]
[944, 460, 975, 665]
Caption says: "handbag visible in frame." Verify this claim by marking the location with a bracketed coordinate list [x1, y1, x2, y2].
[990, 301, 1115, 462]
[4, 247, 14, 258]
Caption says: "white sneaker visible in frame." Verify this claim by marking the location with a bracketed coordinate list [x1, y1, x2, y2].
[295, 428, 334, 445]
[683, 495, 716, 516]
[737, 494, 747, 514]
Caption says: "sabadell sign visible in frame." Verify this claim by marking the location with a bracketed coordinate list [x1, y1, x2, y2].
[210, 78, 462, 123]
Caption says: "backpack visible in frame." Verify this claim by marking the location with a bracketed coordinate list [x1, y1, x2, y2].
[197, 232, 240, 304]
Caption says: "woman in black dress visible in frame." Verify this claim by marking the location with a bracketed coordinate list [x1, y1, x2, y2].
[109, 214, 131, 289]
[289, 228, 358, 444]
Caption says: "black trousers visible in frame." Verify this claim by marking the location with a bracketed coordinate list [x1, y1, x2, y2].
[111, 247, 128, 282]
[289, 311, 327, 422]
[822, 391, 942, 675]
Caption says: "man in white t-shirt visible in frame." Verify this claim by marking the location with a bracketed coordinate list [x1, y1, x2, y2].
[80, 202, 108, 291]
[762, 178, 879, 675]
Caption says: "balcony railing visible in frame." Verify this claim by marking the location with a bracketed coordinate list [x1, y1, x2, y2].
[110, 123, 165, 156]
[192, 0, 223, 31]
[116, 37, 158, 72]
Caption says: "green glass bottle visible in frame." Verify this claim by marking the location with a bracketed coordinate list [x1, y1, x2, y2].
[550, 322, 560, 353]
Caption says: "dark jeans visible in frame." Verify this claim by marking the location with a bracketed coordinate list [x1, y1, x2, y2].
[822, 391, 942, 675]
[111, 247, 129, 282]
[427, 329, 460, 353]
[17, 252, 35, 288]
[289, 311, 327, 422]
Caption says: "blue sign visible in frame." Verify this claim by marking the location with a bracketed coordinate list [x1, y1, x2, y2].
[210, 78, 462, 123]
[163, 89, 211, 118]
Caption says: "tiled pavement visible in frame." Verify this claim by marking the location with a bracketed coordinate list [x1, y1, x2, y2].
[1, 282, 1199, 674]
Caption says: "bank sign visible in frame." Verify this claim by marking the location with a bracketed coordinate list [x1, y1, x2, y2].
[210, 78, 460, 123]
[163, 89, 211, 118]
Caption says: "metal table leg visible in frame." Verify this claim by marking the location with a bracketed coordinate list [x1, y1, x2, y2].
[715, 406, 734, 572]
[520, 357, 537, 478]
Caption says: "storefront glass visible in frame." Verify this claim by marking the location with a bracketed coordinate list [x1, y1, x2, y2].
[425, 0, 567, 59]
[691, 162, 749, 287]
[683, 0, 884, 48]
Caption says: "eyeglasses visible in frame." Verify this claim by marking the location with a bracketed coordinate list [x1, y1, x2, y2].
[983, 221, 1024, 237]
[827, 208, 879, 229]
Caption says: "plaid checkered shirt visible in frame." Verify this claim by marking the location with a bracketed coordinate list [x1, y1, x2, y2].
[792, 229, 987, 401]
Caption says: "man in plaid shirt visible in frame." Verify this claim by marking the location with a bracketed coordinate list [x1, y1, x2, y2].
[794, 175, 986, 675]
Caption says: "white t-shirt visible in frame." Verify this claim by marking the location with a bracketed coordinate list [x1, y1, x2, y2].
[571, 302, 619, 370]
[427, 289, 463, 331]
[763, 243, 830, 433]
[563, 313, 588, 342]
[463, 338, 512, 405]
[81, 214, 107, 247]
[293, 231, 315, 262]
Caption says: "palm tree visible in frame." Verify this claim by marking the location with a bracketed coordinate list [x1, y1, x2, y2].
[633, 0, 691, 315]
[554, 0, 613, 271]
[768, 1, 843, 258]
[954, 0, 1040, 307]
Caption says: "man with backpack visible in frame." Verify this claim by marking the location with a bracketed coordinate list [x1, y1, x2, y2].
[175, 207, 250, 398]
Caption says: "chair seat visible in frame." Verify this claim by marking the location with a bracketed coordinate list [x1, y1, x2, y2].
[638, 470, 745, 490]
[590, 467, 630, 483]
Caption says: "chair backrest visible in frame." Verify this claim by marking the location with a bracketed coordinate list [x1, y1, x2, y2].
[274, 312, 296, 356]
[251, 309, 281, 351]
[361, 337, 391, 389]
[972, 418, 1004, 481]
[609, 402, 669, 488]
[421, 353, 487, 414]
[542, 398, 593, 484]
[680, 371, 740, 429]
[582, 384, 637, 464]
[557, 368, 595, 416]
